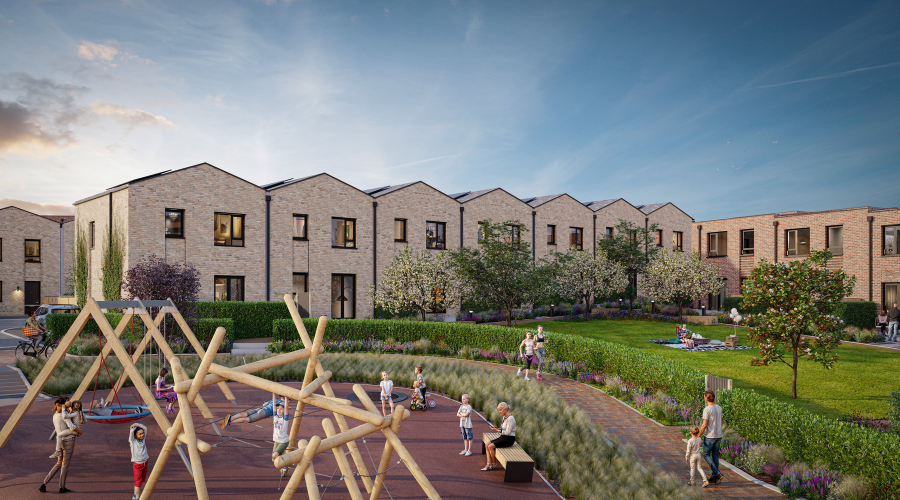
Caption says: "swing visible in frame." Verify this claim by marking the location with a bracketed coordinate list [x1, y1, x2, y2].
[84, 312, 151, 424]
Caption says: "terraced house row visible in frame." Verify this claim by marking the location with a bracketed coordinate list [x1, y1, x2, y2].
[70, 162, 693, 318]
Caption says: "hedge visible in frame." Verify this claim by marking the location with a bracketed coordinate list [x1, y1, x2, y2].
[194, 301, 292, 340]
[272, 318, 706, 404]
[193, 318, 235, 345]
[45, 313, 142, 343]
[723, 297, 877, 328]
[719, 388, 900, 489]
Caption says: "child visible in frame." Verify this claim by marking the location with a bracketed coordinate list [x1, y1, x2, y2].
[271, 393, 290, 476]
[411, 380, 424, 408]
[130, 423, 149, 500]
[457, 394, 473, 456]
[49, 399, 82, 459]
[685, 426, 708, 487]
[414, 366, 426, 402]
[379, 371, 394, 416]
[223, 397, 285, 428]
[155, 368, 177, 414]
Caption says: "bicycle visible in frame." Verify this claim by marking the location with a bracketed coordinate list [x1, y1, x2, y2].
[15, 334, 56, 361]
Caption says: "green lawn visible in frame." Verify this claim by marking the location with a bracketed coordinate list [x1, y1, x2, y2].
[542, 319, 900, 419]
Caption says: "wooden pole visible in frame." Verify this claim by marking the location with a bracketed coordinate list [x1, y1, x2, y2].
[305, 459, 322, 500]
[171, 346, 320, 393]
[70, 309, 143, 402]
[383, 428, 442, 500]
[171, 359, 209, 500]
[370, 405, 405, 500]
[323, 418, 363, 500]
[188, 327, 226, 402]
[288, 316, 327, 446]
[298, 371, 332, 399]
[280, 437, 320, 500]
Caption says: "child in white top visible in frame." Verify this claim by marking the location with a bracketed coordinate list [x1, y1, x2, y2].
[685, 426, 708, 487]
[271, 393, 290, 475]
[414, 366, 426, 402]
[456, 394, 473, 456]
[379, 371, 394, 416]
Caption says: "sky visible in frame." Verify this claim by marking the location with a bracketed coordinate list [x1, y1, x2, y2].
[1, 1, 898, 221]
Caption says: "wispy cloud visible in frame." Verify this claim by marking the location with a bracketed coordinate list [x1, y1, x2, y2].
[0, 73, 88, 155]
[77, 40, 153, 66]
[89, 102, 175, 127]
[365, 155, 460, 174]
[743, 61, 900, 90]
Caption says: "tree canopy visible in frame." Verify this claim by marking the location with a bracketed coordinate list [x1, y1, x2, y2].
[551, 249, 628, 318]
[642, 250, 722, 315]
[370, 247, 463, 322]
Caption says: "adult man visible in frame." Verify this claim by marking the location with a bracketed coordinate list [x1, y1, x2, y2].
[697, 390, 724, 485]
[887, 303, 900, 343]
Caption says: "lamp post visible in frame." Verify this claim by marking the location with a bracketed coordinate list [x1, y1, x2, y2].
[550, 304, 555, 317]
[701, 305, 706, 317]
[651, 300, 655, 314]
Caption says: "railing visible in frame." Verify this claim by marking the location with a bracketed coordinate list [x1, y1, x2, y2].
[705, 375, 733, 392]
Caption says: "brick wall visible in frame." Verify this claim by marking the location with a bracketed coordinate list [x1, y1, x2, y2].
[533, 195, 595, 260]
[460, 189, 532, 249]
[0, 207, 63, 316]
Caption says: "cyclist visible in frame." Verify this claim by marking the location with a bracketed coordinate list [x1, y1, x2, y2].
[25, 310, 49, 348]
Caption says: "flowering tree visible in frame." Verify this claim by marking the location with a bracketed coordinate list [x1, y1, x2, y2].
[642, 250, 723, 316]
[596, 219, 661, 310]
[742, 249, 855, 399]
[551, 249, 628, 318]
[370, 248, 463, 322]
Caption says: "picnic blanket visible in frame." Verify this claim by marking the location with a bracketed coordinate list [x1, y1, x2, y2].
[648, 339, 753, 351]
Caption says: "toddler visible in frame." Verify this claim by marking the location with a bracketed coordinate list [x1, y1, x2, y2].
[49, 399, 83, 458]
[379, 371, 394, 416]
[130, 423, 149, 500]
[685, 426, 708, 487]
[411, 380, 424, 407]
[414, 366, 426, 402]
[456, 394, 473, 456]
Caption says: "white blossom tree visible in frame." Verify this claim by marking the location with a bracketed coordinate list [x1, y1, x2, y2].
[642, 250, 723, 315]
[551, 249, 628, 318]
[370, 247, 464, 321]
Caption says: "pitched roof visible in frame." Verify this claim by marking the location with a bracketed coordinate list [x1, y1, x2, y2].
[634, 203, 668, 215]
[520, 194, 565, 208]
[453, 188, 497, 203]
[362, 182, 419, 198]
[264, 173, 370, 196]
[584, 198, 621, 211]
[0, 206, 72, 224]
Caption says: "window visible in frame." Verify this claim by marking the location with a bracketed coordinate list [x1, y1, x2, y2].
[426, 221, 446, 250]
[786, 228, 810, 256]
[884, 225, 900, 256]
[331, 274, 355, 318]
[332, 218, 356, 248]
[394, 219, 407, 242]
[656, 230, 663, 246]
[885, 283, 899, 310]
[629, 230, 637, 242]
[25, 239, 41, 263]
[708, 232, 727, 257]
[214, 276, 244, 301]
[547, 225, 556, 245]
[0, 281, 2, 301]
[570, 227, 584, 251]
[605, 227, 614, 239]
[672, 231, 683, 252]
[477, 222, 486, 243]
[293, 215, 308, 240]
[293, 273, 310, 318]
[214, 213, 244, 247]
[165, 209, 184, 238]
[506, 224, 521, 244]
[741, 230, 754, 256]
[827, 226, 844, 256]
[89, 222, 95, 249]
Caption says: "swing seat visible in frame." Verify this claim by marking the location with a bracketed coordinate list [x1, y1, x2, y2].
[85, 405, 152, 424]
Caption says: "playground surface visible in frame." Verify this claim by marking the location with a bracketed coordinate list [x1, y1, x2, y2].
[0, 382, 558, 500]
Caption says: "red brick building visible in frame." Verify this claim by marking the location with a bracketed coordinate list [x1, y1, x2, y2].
[692, 205, 900, 312]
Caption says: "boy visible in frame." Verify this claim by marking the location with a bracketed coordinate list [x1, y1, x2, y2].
[271, 393, 290, 476]
[457, 394, 473, 456]
[685, 426, 708, 487]
[379, 371, 395, 416]
[414, 366, 426, 402]
[130, 423, 149, 500]
[222, 396, 285, 428]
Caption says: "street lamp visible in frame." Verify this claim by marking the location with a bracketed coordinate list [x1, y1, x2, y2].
[651, 300, 655, 314]
[701, 305, 706, 317]
[550, 304, 555, 317]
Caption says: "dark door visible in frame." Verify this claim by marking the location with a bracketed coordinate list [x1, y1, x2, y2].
[24, 281, 40, 314]
[331, 274, 355, 319]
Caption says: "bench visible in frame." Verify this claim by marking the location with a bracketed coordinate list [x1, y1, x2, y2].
[481, 432, 533, 482]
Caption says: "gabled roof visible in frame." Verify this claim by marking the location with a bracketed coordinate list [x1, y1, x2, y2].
[362, 181, 459, 202]
[0, 206, 72, 225]
[264, 173, 370, 196]
[635, 202, 694, 220]
[454, 188, 530, 205]
[584, 198, 623, 211]
[520, 194, 566, 208]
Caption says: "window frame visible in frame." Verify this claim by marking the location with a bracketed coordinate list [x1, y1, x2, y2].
[547, 224, 557, 245]
[214, 275, 245, 302]
[741, 229, 754, 256]
[331, 217, 357, 249]
[570, 227, 584, 251]
[214, 213, 245, 247]
[826, 225, 844, 256]
[884, 282, 899, 310]
[672, 231, 683, 252]
[707, 231, 727, 258]
[785, 227, 811, 257]
[25, 239, 41, 263]
[655, 229, 663, 247]
[293, 214, 308, 241]
[883, 225, 900, 256]
[426, 221, 446, 250]
[477, 221, 486, 243]
[506, 224, 522, 244]
[89, 221, 95, 250]
[605, 227, 614, 239]
[394, 218, 407, 242]
[165, 208, 185, 239]
[331, 273, 356, 319]
[0, 281, 2, 301]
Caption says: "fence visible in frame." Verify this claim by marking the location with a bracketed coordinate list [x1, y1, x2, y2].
[705, 375, 733, 392]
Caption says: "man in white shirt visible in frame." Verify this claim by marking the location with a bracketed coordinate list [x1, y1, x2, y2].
[697, 390, 724, 485]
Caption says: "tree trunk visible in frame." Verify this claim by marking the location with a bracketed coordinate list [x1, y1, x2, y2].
[506, 306, 514, 328]
[420, 308, 427, 322]
[791, 350, 799, 399]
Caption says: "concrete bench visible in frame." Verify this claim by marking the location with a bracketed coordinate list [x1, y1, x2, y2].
[481, 432, 533, 482]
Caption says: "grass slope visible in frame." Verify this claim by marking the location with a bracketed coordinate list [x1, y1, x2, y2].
[544, 320, 899, 419]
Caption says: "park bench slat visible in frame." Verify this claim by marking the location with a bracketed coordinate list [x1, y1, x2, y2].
[482, 432, 533, 482]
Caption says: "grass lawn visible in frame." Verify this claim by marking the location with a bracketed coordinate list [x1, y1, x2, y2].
[543, 319, 900, 420]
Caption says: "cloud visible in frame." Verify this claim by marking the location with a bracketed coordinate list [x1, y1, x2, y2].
[0, 73, 88, 154]
[206, 94, 226, 107]
[465, 12, 482, 43]
[743, 61, 900, 90]
[89, 102, 175, 127]
[0, 199, 74, 216]
[77, 40, 153, 66]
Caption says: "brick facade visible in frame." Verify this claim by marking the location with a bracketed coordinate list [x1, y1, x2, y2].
[528, 195, 596, 260]
[457, 189, 533, 249]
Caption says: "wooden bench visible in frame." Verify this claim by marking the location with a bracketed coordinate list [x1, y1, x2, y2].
[481, 432, 533, 482]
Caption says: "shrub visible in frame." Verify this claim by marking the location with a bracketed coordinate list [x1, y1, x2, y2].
[193, 318, 234, 353]
[888, 388, 900, 434]
[45, 312, 142, 343]
[195, 301, 292, 340]
[840, 302, 877, 329]
[778, 468, 841, 500]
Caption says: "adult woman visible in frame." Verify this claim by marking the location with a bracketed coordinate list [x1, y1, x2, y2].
[534, 325, 547, 380]
[482, 402, 516, 471]
[876, 310, 889, 336]
[516, 331, 535, 381]
[40, 397, 79, 493]
[24, 310, 49, 347]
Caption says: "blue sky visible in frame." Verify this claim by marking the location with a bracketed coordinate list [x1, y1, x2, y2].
[1, 1, 898, 221]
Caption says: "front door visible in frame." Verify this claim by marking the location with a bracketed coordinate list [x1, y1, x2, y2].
[331, 274, 355, 319]
[24, 281, 40, 315]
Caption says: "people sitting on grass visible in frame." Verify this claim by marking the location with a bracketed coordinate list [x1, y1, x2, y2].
[482, 402, 516, 471]
[222, 396, 285, 428]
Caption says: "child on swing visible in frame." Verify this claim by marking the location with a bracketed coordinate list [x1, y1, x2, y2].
[155, 367, 177, 414]
[130, 423, 149, 500]
[271, 393, 291, 476]
[49, 400, 84, 459]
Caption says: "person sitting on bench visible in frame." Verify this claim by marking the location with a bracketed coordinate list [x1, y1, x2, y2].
[482, 402, 516, 471]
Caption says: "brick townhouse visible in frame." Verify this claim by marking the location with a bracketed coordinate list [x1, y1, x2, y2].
[0, 207, 74, 316]
[68, 162, 690, 318]
[693, 205, 900, 311]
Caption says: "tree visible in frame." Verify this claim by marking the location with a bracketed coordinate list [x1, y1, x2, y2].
[596, 219, 660, 310]
[101, 228, 125, 301]
[370, 248, 463, 322]
[642, 250, 723, 316]
[551, 249, 628, 318]
[449, 220, 552, 327]
[73, 226, 89, 309]
[742, 249, 855, 399]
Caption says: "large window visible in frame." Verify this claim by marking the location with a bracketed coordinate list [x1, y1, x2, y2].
[293, 273, 310, 318]
[672, 231, 683, 252]
[293, 214, 308, 240]
[214, 213, 244, 247]
[786, 228, 810, 256]
[547, 225, 556, 245]
[827, 226, 844, 256]
[394, 219, 407, 242]
[89, 221, 95, 249]
[570, 227, 584, 251]
[884, 225, 899, 256]
[426, 221, 446, 250]
[165, 209, 184, 238]
[741, 230, 754, 256]
[331, 274, 355, 319]
[605, 227, 614, 239]
[25, 239, 41, 263]
[214, 276, 244, 301]
[332, 218, 356, 248]
[708, 232, 727, 257]
[885, 283, 899, 310]
[656, 230, 663, 246]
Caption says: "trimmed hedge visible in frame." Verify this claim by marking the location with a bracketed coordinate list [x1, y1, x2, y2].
[45, 313, 141, 343]
[841, 301, 878, 329]
[719, 388, 900, 489]
[194, 301, 291, 340]
[194, 318, 235, 345]
[272, 318, 706, 404]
